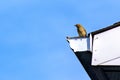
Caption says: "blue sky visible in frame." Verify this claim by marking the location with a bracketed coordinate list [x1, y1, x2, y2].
[0, 0, 120, 80]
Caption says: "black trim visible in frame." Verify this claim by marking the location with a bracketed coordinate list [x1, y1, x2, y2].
[90, 22, 120, 35]
[75, 51, 120, 80]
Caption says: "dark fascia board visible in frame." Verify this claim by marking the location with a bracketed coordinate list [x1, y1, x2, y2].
[90, 22, 120, 35]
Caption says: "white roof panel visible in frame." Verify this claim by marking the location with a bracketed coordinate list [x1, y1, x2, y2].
[92, 26, 120, 65]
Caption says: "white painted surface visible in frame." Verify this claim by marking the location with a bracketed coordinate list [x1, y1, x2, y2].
[67, 37, 90, 52]
[92, 26, 120, 65]
[90, 34, 93, 52]
[100, 57, 120, 65]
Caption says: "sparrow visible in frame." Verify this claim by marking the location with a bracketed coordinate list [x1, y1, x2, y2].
[75, 24, 87, 37]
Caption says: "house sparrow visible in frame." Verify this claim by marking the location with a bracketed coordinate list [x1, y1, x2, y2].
[75, 24, 87, 37]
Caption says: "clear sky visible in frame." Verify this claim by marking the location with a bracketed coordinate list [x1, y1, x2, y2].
[0, 0, 120, 80]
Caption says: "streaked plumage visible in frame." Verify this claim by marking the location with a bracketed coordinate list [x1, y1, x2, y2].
[75, 24, 87, 37]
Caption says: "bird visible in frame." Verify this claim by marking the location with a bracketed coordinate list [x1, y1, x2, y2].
[75, 24, 87, 37]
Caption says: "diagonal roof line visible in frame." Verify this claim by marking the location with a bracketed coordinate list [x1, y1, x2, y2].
[90, 21, 120, 35]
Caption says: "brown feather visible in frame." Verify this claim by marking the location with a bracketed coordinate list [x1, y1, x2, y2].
[75, 24, 87, 37]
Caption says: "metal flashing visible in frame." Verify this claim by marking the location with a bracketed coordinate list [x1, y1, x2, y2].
[67, 37, 90, 52]
[91, 22, 120, 35]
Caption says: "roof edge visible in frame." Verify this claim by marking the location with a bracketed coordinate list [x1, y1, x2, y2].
[90, 21, 120, 35]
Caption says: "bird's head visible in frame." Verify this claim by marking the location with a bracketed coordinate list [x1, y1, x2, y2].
[74, 24, 81, 28]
